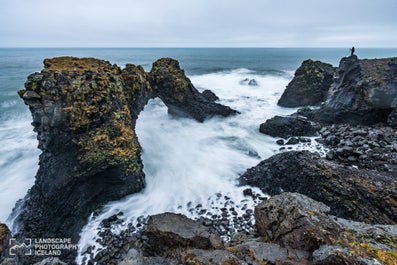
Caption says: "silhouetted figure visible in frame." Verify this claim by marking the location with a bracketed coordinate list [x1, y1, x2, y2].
[350, 46, 355, 56]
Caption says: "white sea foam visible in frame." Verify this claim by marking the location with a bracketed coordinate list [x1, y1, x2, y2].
[0, 114, 39, 224]
[77, 69, 307, 263]
[0, 100, 18, 109]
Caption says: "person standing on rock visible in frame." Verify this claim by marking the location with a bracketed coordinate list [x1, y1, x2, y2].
[350, 46, 355, 56]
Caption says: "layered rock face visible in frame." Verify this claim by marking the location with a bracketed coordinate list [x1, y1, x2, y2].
[13, 57, 237, 262]
[278, 59, 335, 107]
[255, 193, 342, 251]
[149, 58, 238, 122]
[302, 55, 397, 125]
[16, 58, 147, 252]
[240, 151, 397, 224]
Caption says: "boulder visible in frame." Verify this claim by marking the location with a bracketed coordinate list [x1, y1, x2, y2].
[149, 58, 238, 122]
[146, 213, 223, 254]
[255, 193, 342, 251]
[119, 249, 144, 265]
[240, 151, 397, 224]
[248, 79, 258, 86]
[259, 115, 320, 139]
[278, 59, 335, 107]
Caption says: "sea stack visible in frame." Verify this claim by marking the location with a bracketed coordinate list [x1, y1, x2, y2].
[12, 56, 237, 263]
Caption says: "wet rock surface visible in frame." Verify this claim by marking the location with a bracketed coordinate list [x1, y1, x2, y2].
[146, 213, 223, 253]
[317, 124, 397, 172]
[149, 58, 238, 122]
[240, 151, 397, 224]
[298, 55, 397, 125]
[12, 56, 237, 264]
[259, 115, 320, 139]
[278, 59, 335, 107]
[255, 193, 342, 251]
[201, 89, 219, 102]
[9, 54, 397, 265]
[79, 193, 396, 265]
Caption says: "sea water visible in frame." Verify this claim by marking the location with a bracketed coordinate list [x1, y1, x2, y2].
[0, 48, 396, 263]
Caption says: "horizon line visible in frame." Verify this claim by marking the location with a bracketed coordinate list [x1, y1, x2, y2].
[1, 46, 397, 49]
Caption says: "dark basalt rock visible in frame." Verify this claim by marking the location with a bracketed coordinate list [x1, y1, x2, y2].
[255, 193, 342, 251]
[146, 212, 223, 254]
[0, 223, 11, 260]
[259, 115, 320, 139]
[13, 56, 237, 264]
[300, 56, 397, 125]
[148, 58, 239, 122]
[201, 89, 219, 102]
[240, 151, 397, 224]
[278, 59, 335, 107]
[248, 79, 258, 86]
[15, 57, 147, 263]
[318, 124, 397, 172]
[388, 108, 397, 127]
[80, 195, 397, 265]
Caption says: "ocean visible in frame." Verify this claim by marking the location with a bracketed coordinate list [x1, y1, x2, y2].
[1, 48, 396, 262]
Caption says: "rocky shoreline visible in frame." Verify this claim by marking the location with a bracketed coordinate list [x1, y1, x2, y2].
[1, 54, 397, 265]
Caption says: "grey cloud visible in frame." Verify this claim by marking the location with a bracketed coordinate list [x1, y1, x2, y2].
[0, 0, 396, 47]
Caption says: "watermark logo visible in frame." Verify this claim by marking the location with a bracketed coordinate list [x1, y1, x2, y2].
[8, 238, 78, 256]
[9, 238, 33, 256]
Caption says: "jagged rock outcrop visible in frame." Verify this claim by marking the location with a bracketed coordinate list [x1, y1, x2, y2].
[146, 213, 223, 254]
[240, 151, 397, 224]
[253, 193, 397, 265]
[13, 56, 237, 264]
[259, 114, 320, 138]
[0, 223, 11, 259]
[149, 58, 238, 122]
[300, 55, 397, 125]
[15, 57, 147, 263]
[201, 89, 219, 102]
[255, 193, 342, 251]
[278, 59, 335, 107]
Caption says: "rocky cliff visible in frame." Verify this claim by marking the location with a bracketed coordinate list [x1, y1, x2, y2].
[16, 57, 146, 241]
[278, 59, 335, 107]
[12, 56, 237, 263]
[149, 58, 238, 121]
[300, 55, 397, 125]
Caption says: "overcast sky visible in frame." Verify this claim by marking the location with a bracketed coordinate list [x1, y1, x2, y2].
[1, 0, 396, 47]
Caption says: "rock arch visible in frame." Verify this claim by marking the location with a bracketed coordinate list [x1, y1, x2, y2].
[13, 57, 237, 262]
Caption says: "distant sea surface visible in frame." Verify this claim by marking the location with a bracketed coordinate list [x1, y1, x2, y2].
[1, 48, 396, 258]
